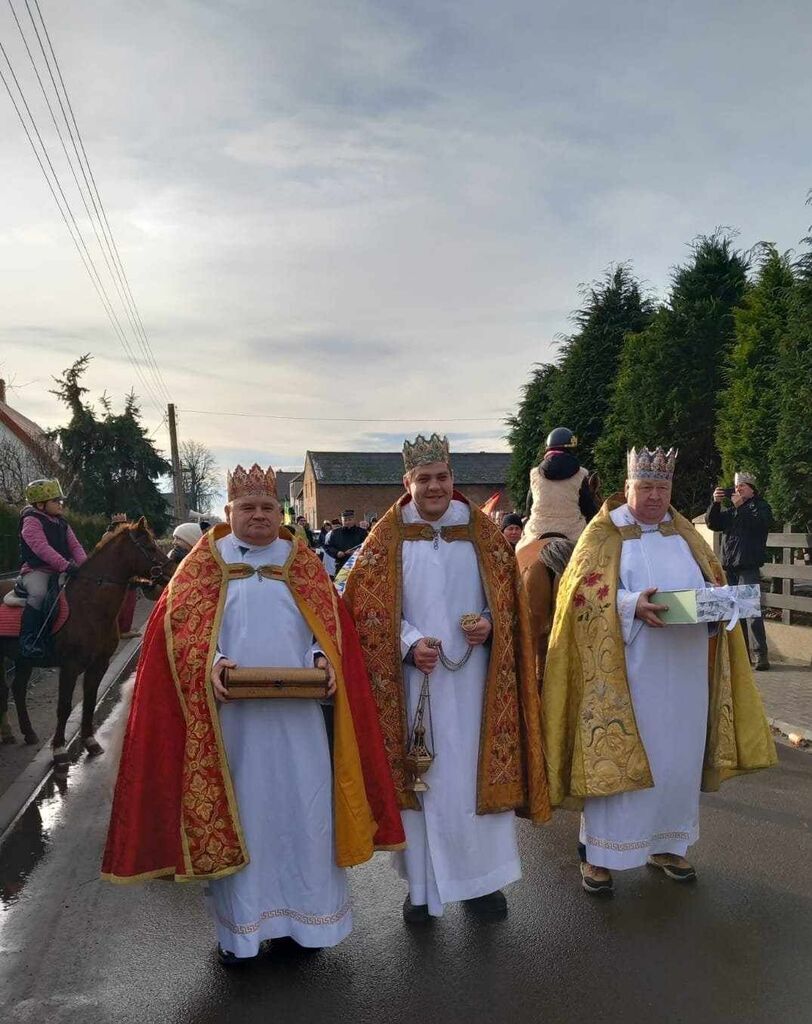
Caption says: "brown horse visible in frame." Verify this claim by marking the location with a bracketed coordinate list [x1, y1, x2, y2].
[0, 519, 171, 763]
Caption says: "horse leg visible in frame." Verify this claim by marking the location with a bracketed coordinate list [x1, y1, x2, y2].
[80, 656, 110, 757]
[12, 660, 38, 745]
[52, 664, 79, 765]
[0, 656, 15, 744]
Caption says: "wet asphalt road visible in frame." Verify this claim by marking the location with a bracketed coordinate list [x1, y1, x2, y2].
[0, 684, 810, 1024]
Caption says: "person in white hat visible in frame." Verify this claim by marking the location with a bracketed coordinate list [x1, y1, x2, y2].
[708, 472, 773, 670]
[168, 521, 204, 566]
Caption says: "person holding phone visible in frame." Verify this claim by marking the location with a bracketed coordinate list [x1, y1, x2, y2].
[707, 472, 773, 670]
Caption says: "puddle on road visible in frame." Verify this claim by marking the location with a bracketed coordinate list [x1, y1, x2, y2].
[0, 676, 131, 910]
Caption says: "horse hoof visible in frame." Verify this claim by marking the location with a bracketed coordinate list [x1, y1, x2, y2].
[83, 738, 104, 757]
[2, 732, 16, 745]
[52, 746, 70, 766]
[23, 731, 39, 746]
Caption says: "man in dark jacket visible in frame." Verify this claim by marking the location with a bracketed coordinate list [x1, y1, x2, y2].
[324, 510, 367, 573]
[707, 472, 773, 670]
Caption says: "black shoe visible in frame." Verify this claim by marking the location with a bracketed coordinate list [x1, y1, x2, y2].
[19, 604, 47, 660]
[755, 656, 770, 671]
[580, 862, 613, 896]
[402, 896, 430, 923]
[464, 890, 508, 917]
[272, 937, 323, 955]
[217, 944, 257, 967]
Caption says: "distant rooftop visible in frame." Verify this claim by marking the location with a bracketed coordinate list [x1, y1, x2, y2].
[306, 451, 510, 486]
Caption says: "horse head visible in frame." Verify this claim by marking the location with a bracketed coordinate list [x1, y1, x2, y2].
[125, 517, 174, 588]
[81, 518, 173, 590]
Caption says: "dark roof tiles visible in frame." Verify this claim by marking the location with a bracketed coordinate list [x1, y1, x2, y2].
[306, 451, 510, 485]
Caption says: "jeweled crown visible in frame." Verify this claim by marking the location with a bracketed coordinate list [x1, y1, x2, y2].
[402, 433, 451, 471]
[627, 446, 678, 481]
[227, 464, 278, 501]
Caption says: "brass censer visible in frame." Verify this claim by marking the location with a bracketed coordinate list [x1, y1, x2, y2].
[404, 613, 482, 792]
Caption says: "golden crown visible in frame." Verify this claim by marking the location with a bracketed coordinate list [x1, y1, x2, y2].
[227, 464, 278, 501]
[627, 446, 678, 481]
[402, 433, 451, 471]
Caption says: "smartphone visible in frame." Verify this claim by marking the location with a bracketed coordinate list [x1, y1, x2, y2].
[722, 487, 735, 498]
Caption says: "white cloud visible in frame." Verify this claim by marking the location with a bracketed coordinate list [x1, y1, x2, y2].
[0, 0, 810, 475]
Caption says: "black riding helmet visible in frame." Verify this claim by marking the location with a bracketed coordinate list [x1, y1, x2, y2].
[546, 426, 577, 450]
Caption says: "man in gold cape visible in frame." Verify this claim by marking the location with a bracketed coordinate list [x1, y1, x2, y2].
[103, 465, 404, 965]
[343, 434, 550, 924]
[542, 446, 776, 896]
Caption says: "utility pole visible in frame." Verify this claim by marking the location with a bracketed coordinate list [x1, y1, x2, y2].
[167, 403, 186, 523]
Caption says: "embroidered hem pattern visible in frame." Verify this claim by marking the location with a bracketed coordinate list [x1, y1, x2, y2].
[584, 829, 692, 852]
[216, 899, 352, 935]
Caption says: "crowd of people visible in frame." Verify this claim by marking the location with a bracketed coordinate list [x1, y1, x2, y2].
[8, 424, 778, 966]
[86, 427, 776, 968]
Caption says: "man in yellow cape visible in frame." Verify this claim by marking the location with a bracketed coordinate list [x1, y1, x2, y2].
[543, 446, 776, 896]
[103, 465, 404, 965]
[343, 434, 549, 924]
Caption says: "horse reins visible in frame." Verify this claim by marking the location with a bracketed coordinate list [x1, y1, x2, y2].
[70, 530, 172, 588]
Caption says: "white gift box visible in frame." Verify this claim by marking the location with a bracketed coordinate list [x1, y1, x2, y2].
[656, 584, 762, 630]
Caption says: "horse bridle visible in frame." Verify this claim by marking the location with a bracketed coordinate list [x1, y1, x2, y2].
[72, 529, 173, 588]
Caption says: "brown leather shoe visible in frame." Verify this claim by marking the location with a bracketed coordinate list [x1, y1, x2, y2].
[580, 862, 613, 895]
[647, 854, 697, 882]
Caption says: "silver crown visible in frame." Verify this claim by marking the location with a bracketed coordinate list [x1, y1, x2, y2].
[627, 446, 678, 481]
[402, 433, 451, 471]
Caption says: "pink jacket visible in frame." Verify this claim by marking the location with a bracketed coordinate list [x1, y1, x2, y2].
[20, 513, 88, 574]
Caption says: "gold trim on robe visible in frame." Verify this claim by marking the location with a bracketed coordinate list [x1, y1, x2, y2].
[343, 494, 550, 824]
[542, 494, 778, 809]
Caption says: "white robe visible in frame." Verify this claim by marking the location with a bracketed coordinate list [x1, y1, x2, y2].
[393, 499, 520, 916]
[206, 533, 351, 955]
[580, 504, 710, 870]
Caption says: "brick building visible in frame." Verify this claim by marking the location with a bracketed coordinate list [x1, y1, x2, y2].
[301, 451, 514, 527]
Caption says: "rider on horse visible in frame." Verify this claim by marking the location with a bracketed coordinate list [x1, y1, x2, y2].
[519, 427, 598, 549]
[18, 478, 87, 658]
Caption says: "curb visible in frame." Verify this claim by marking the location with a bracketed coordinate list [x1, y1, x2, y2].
[768, 717, 812, 748]
[0, 635, 142, 843]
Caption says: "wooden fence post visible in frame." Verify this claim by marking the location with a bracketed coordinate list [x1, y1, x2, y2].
[782, 521, 792, 626]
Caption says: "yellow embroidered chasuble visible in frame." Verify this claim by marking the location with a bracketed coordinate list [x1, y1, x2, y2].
[542, 495, 777, 809]
[342, 493, 550, 823]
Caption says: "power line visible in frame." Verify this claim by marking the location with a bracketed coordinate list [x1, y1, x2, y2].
[0, 43, 165, 418]
[5, 0, 166, 414]
[1, 3, 171, 418]
[27, 0, 173, 406]
[180, 408, 508, 424]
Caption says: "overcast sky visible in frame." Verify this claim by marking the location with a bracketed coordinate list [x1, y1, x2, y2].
[1, 0, 810, 489]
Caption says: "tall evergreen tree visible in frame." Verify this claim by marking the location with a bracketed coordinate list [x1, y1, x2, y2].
[49, 356, 172, 533]
[505, 363, 560, 508]
[716, 245, 796, 492]
[547, 265, 654, 470]
[595, 234, 749, 514]
[768, 233, 812, 528]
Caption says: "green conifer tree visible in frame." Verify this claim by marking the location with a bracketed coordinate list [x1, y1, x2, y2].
[505, 364, 560, 509]
[595, 234, 749, 514]
[716, 245, 796, 492]
[768, 235, 812, 528]
[547, 265, 654, 471]
[49, 356, 172, 533]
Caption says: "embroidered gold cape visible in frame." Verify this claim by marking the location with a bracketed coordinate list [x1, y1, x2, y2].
[542, 496, 777, 809]
[102, 524, 404, 884]
[342, 493, 550, 823]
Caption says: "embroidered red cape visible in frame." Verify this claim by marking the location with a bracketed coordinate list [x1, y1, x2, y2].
[102, 525, 404, 883]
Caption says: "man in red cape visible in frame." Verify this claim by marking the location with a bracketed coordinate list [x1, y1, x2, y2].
[103, 465, 403, 965]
